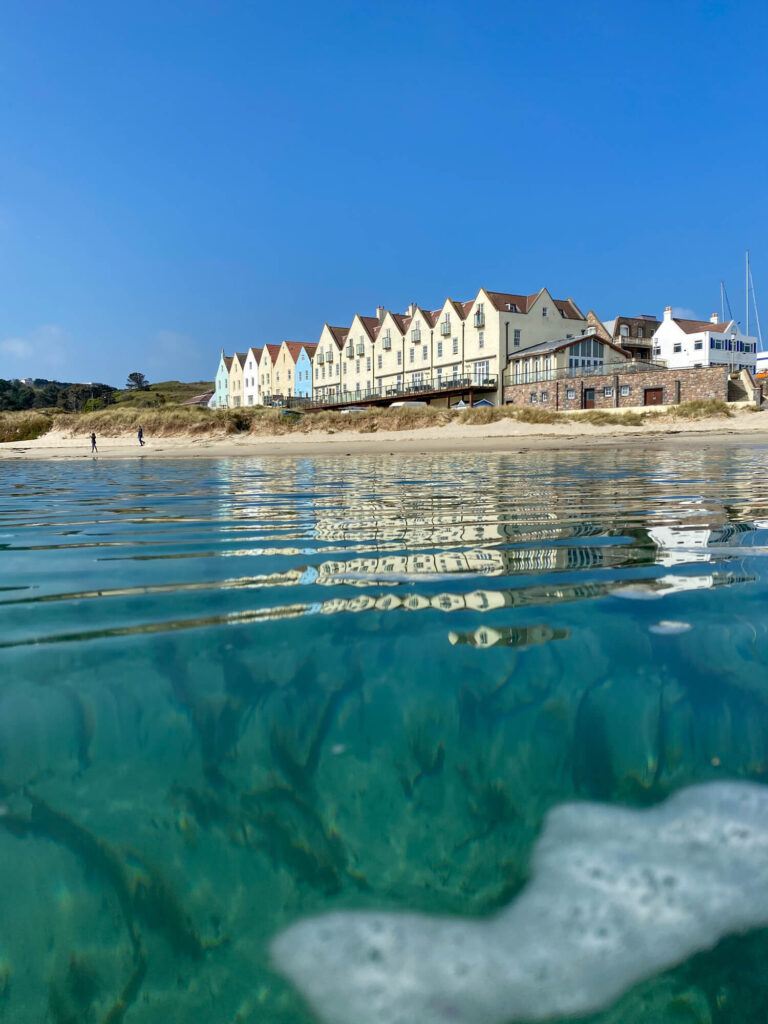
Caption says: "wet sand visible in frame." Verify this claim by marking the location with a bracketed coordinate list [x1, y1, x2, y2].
[2, 411, 768, 460]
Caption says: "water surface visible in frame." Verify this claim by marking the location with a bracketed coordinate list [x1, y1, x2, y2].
[2, 449, 768, 1023]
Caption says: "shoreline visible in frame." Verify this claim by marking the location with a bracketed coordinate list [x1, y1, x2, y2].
[2, 413, 768, 460]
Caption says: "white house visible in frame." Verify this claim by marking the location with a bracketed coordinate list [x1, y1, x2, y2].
[243, 347, 263, 406]
[652, 307, 757, 372]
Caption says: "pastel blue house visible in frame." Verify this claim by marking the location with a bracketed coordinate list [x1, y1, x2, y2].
[213, 350, 232, 408]
[294, 344, 315, 398]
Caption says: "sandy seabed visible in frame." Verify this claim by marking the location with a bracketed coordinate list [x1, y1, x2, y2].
[3, 411, 768, 460]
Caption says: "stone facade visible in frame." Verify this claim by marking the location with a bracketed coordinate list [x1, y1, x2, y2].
[503, 365, 731, 410]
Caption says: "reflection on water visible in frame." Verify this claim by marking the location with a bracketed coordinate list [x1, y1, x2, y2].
[1, 448, 768, 1022]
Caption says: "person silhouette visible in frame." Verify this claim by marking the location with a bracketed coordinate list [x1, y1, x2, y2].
[90, 432, 98, 454]
[138, 426, 145, 446]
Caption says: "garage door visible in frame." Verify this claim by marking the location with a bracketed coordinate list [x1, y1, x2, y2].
[644, 388, 664, 406]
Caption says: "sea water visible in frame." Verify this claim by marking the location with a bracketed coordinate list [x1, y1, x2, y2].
[1, 448, 768, 1023]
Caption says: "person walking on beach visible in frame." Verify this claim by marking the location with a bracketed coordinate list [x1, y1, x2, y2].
[90, 432, 98, 454]
[138, 425, 145, 447]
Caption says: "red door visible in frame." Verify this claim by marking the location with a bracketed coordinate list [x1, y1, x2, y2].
[583, 388, 595, 409]
[644, 388, 663, 406]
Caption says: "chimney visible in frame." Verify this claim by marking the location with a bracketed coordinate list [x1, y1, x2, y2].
[710, 312, 719, 324]
[664, 305, 673, 322]
[407, 302, 416, 317]
[376, 305, 386, 323]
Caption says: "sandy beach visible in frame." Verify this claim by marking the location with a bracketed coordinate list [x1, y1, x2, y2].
[2, 410, 768, 460]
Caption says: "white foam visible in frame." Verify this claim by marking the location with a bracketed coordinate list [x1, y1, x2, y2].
[271, 782, 768, 1024]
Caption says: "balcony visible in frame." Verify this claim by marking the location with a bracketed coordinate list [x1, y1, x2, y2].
[382, 337, 391, 350]
[440, 322, 451, 337]
[316, 352, 324, 365]
[411, 328, 421, 342]
[286, 374, 499, 411]
[326, 349, 334, 363]
[346, 345, 354, 358]
[356, 344, 365, 356]
[473, 312, 485, 328]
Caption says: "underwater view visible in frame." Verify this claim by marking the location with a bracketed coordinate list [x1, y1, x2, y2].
[3, 447, 768, 1024]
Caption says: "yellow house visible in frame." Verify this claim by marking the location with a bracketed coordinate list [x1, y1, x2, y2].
[229, 351, 247, 407]
[258, 344, 281, 400]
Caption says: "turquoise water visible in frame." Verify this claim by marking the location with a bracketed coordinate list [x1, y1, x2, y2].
[2, 449, 768, 1023]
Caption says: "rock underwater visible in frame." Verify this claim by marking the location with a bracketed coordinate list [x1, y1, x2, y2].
[271, 781, 768, 1024]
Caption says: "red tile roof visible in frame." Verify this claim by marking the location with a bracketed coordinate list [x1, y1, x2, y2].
[264, 344, 282, 362]
[301, 342, 318, 356]
[235, 352, 248, 368]
[281, 341, 308, 364]
[247, 346, 263, 364]
[223, 356, 233, 371]
[484, 289, 584, 320]
[359, 315, 380, 340]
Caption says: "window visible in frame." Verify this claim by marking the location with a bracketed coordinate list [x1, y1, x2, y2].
[514, 329, 521, 347]
[397, 350, 402, 365]
[452, 337, 459, 355]
[437, 366, 442, 379]
[377, 354, 382, 369]
[653, 346, 661, 356]
[356, 360, 360, 373]
[620, 324, 629, 337]
[422, 345, 428, 360]
[673, 343, 682, 353]
[638, 327, 644, 338]
[620, 385, 631, 397]
[288, 370, 291, 379]
[473, 360, 489, 383]
[566, 388, 576, 400]
[541, 391, 549, 403]
[604, 386, 614, 397]
[276, 372, 280, 382]
[411, 326, 421, 342]
[437, 341, 443, 358]
[366, 357, 371, 371]
[542, 307, 548, 317]
[409, 349, 414, 364]
[530, 392, 538, 403]
[694, 341, 703, 350]
[478, 331, 485, 349]
[397, 375, 402, 386]
[382, 331, 391, 350]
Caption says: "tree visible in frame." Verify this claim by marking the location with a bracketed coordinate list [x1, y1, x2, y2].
[126, 372, 150, 391]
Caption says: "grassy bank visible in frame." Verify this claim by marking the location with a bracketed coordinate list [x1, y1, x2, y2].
[0, 399, 748, 445]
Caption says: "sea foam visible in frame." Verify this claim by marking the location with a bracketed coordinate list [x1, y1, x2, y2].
[271, 782, 768, 1024]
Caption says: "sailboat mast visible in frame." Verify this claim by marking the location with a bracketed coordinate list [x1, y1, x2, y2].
[746, 250, 750, 337]
[749, 260, 763, 351]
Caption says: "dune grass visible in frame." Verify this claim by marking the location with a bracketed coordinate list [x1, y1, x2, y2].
[0, 412, 54, 443]
[3, 393, 758, 445]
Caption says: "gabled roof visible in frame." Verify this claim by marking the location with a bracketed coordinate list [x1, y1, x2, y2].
[673, 317, 735, 335]
[182, 390, 215, 406]
[390, 313, 412, 333]
[508, 331, 628, 359]
[357, 315, 380, 341]
[281, 341, 310, 364]
[484, 289, 585, 320]
[246, 346, 263, 364]
[264, 343, 282, 362]
[300, 342, 318, 357]
[234, 352, 248, 369]
[223, 356, 233, 371]
[327, 325, 349, 348]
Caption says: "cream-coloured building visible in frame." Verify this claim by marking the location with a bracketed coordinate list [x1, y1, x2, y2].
[228, 351, 247, 407]
[271, 341, 315, 399]
[258, 343, 282, 400]
[313, 287, 586, 405]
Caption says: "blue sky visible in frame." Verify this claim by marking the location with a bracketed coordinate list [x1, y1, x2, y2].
[2, 0, 766, 385]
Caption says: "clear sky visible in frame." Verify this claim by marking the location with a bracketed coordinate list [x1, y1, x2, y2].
[2, 0, 767, 386]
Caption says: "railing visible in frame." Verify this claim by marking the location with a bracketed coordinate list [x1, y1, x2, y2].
[297, 374, 499, 409]
[503, 359, 667, 386]
[473, 312, 485, 328]
[440, 322, 451, 336]
[411, 328, 421, 342]
[345, 346, 354, 358]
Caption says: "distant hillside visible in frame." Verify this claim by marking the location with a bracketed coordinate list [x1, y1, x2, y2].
[112, 381, 213, 407]
[0, 378, 115, 412]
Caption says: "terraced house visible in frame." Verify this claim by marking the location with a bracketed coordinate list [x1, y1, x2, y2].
[228, 351, 247, 407]
[241, 347, 262, 406]
[312, 287, 585, 404]
[258, 343, 282, 400]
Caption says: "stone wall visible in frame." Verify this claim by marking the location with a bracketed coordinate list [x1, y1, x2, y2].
[503, 365, 730, 410]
